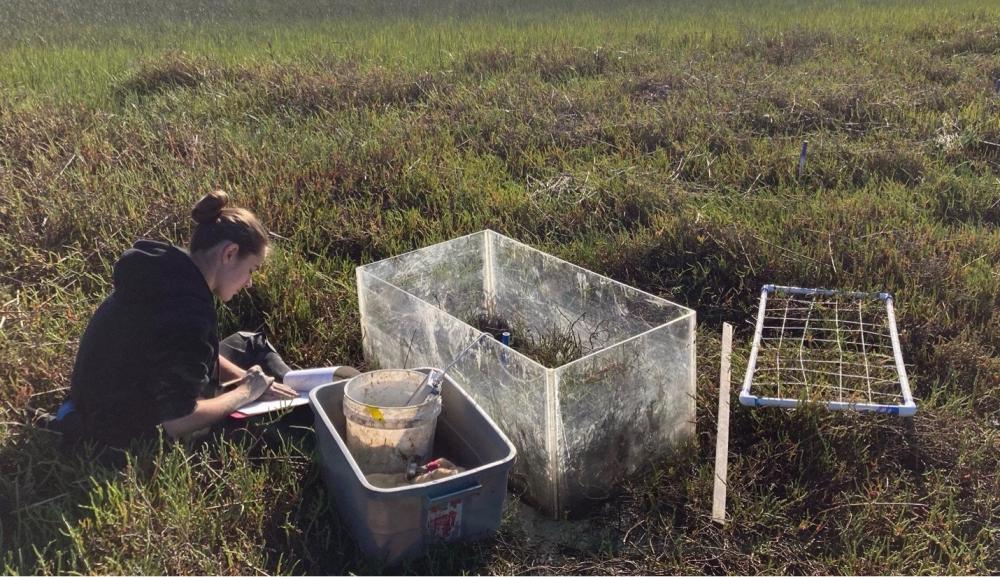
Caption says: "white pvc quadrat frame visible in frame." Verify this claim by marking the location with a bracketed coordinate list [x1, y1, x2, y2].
[739, 284, 917, 416]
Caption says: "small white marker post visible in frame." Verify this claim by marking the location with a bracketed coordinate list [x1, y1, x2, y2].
[712, 322, 734, 525]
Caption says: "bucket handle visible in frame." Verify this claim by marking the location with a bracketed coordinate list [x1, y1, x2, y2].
[426, 483, 482, 505]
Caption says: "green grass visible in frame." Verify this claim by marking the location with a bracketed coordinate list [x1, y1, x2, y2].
[2, 0, 998, 573]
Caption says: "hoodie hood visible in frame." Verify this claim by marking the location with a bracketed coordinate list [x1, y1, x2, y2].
[113, 240, 213, 304]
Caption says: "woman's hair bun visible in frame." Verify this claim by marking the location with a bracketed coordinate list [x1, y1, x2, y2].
[191, 189, 230, 224]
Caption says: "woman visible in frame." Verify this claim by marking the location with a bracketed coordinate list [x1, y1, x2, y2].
[57, 190, 355, 451]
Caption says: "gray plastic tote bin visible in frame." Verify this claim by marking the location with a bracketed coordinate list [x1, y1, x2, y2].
[309, 368, 517, 566]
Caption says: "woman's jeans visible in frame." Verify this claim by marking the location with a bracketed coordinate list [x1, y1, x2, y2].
[219, 331, 293, 381]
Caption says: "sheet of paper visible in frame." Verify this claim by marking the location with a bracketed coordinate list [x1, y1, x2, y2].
[235, 395, 310, 417]
[284, 367, 342, 393]
[231, 367, 345, 417]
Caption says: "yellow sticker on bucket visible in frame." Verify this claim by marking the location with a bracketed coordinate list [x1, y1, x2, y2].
[366, 406, 384, 422]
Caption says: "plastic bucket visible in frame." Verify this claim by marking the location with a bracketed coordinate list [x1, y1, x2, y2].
[343, 369, 442, 475]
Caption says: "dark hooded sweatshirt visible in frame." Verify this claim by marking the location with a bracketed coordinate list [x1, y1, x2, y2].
[67, 240, 219, 448]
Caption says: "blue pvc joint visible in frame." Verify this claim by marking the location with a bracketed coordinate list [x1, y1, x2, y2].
[500, 331, 510, 366]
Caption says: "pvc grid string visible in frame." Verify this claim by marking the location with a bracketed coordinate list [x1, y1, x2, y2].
[751, 293, 903, 405]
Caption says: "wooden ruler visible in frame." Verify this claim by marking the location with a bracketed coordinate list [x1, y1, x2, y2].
[712, 322, 734, 525]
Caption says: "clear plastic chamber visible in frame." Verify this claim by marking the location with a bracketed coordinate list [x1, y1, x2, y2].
[357, 230, 696, 515]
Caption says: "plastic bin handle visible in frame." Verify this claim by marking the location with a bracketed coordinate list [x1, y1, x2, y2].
[426, 483, 482, 505]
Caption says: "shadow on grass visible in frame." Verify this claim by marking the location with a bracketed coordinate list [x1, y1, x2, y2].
[0, 421, 122, 574]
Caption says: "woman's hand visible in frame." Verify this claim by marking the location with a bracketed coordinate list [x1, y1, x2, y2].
[257, 381, 298, 402]
[243, 365, 274, 401]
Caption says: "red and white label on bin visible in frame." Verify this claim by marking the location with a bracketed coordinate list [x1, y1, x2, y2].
[426, 498, 463, 541]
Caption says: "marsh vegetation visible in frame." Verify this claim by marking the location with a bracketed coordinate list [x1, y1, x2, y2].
[1, 0, 998, 573]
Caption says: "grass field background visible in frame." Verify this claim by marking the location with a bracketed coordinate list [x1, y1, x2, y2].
[1, 0, 998, 573]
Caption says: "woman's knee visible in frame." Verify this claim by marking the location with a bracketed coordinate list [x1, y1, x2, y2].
[333, 366, 361, 378]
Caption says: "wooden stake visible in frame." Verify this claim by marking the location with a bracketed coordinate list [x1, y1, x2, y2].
[712, 322, 734, 525]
